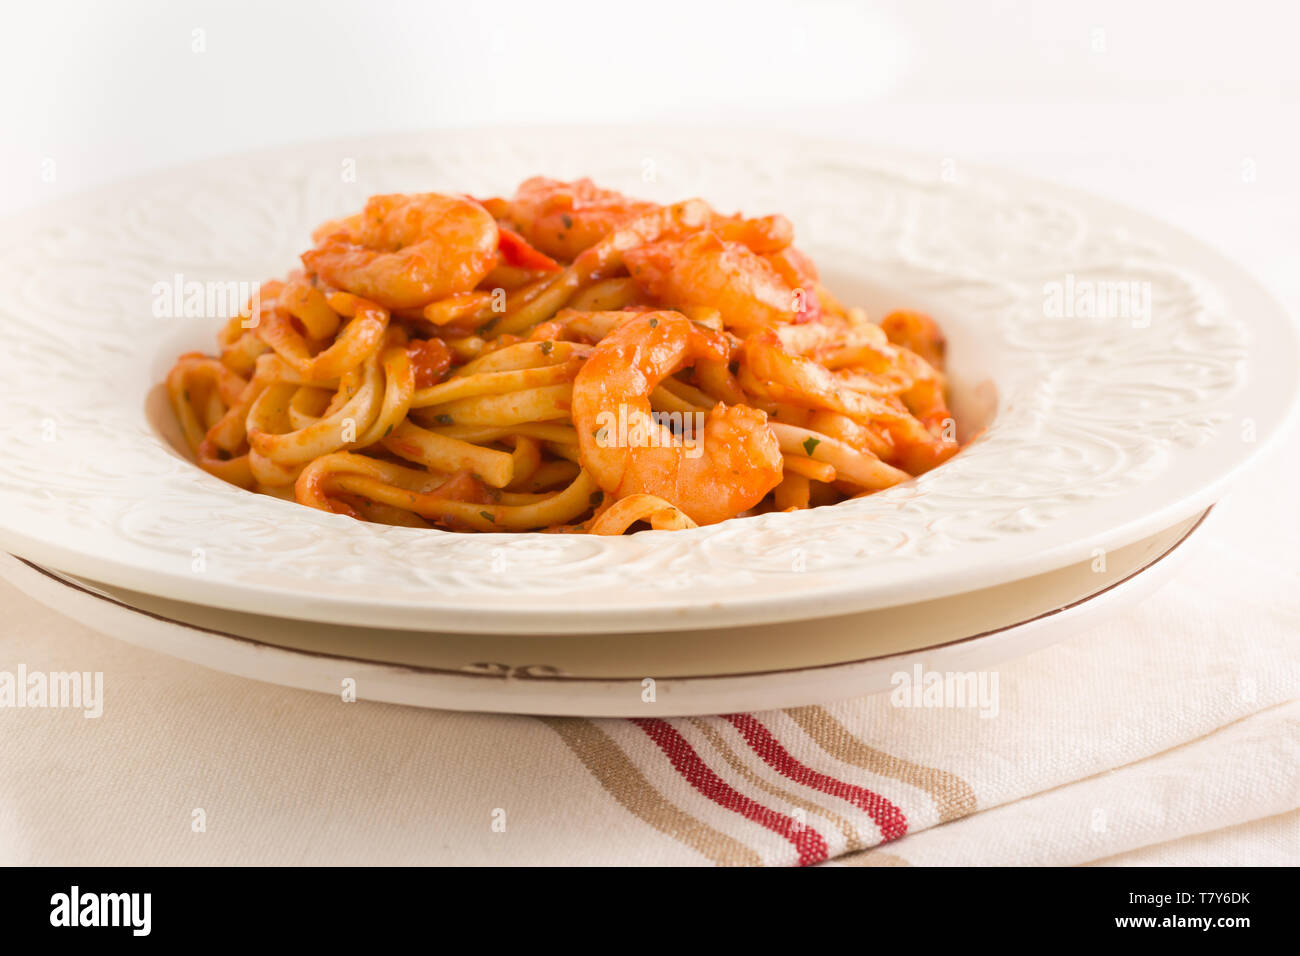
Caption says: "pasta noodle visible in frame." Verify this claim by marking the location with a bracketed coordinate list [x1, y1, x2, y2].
[164, 177, 963, 534]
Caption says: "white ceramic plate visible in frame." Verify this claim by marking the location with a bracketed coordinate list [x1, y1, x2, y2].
[0, 510, 1208, 715]
[0, 128, 1294, 634]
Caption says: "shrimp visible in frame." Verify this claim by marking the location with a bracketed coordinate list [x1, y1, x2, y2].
[508, 177, 657, 262]
[743, 330, 960, 473]
[881, 309, 946, 370]
[765, 244, 819, 288]
[302, 193, 498, 311]
[710, 213, 794, 253]
[572, 311, 782, 526]
[741, 329, 912, 423]
[774, 311, 887, 360]
[623, 231, 804, 336]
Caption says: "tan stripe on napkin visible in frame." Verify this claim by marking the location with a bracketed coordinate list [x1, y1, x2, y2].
[539, 718, 762, 866]
[786, 706, 977, 823]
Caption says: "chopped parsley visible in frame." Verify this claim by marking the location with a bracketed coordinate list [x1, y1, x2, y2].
[539, 340, 553, 355]
[562, 214, 573, 229]
[435, 414, 454, 425]
[480, 510, 496, 523]
[649, 317, 658, 329]
[802, 436, 821, 456]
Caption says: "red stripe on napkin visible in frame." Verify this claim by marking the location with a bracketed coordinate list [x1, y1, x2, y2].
[724, 713, 909, 842]
[632, 718, 829, 866]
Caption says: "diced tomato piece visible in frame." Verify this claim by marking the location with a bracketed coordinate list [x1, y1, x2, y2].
[498, 227, 562, 271]
[407, 338, 453, 388]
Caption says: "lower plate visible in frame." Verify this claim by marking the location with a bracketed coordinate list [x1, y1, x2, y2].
[1, 510, 1208, 716]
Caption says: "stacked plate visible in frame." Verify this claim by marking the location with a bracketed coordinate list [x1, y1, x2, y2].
[0, 129, 1294, 715]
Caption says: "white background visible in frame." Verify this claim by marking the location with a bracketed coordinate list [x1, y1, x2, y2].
[4, 0, 1297, 317]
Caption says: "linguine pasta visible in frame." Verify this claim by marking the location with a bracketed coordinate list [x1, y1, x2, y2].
[165, 177, 963, 534]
